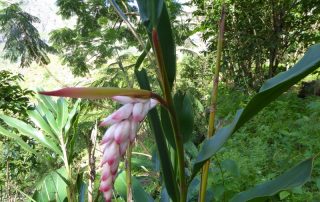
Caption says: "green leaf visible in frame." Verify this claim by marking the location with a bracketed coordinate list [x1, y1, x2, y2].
[114, 171, 154, 202]
[156, 2, 176, 89]
[65, 99, 80, 134]
[36, 101, 61, 137]
[39, 87, 153, 99]
[160, 106, 175, 147]
[27, 109, 57, 140]
[160, 186, 170, 202]
[137, 1, 176, 88]
[174, 91, 194, 143]
[0, 125, 36, 154]
[0, 114, 62, 155]
[44, 108, 61, 137]
[36, 93, 58, 115]
[230, 158, 314, 202]
[33, 168, 68, 202]
[57, 98, 68, 130]
[193, 44, 320, 174]
[135, 68, 179, 201]
[221, 159, 240, 177]
[136, 0, 164, 27]
[279, 191, 290, 200]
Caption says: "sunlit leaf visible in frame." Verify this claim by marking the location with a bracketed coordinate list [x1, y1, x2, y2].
[57, 98, 68, 130]
[65, 99, 80, 134]
[0, 125, 36, 154]
[27, 109, 57, 140]
[33, 168, 68, 202]
[0, 114, 62, 155]
[36, 93, 58, 115]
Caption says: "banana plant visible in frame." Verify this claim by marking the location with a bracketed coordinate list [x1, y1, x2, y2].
[0, 94, 81, 202]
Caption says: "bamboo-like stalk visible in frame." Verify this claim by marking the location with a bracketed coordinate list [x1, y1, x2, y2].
[199, 4, 226, 202]
[88, 122, 97, 202]
[152, 28, 186, 202]
[126, 144, 133, 201]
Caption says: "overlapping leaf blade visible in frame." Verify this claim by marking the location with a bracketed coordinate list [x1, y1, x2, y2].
[0, 125, 36, 154]
[37, 94, 58, 114]
[27, 109, 57, 140]
[57, 98, 68, 130]
[136, 0, 176, 89]
[32, 168, 68, 202]
[193, 44, 320, 174]
[65, 99, 80, 134]
[0, 114, 62, 155]
[174, 91, 194, 143]
[37, 101, 60, 137]
[230, 158, 314, 202]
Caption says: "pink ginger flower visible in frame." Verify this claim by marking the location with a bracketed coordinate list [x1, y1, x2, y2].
[99, 96, 158, 201]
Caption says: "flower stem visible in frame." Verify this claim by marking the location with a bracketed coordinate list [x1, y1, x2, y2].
[199, 4, 226, 202]
[126, 144, 133, 201]
[152, 28, 186, 202]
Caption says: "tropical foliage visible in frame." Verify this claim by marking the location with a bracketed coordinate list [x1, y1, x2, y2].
[0, 0, 320, 202]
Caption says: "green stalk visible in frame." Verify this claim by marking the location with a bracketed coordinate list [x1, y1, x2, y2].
[152, 28, 186, 202]
[126, 143, 133, 201]
[60, 137, 75, 202]
[199, 4, 226, 202]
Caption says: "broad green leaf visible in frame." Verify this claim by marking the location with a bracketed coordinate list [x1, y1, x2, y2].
[39, 87, 153, 99]
[33, 168, 68, 202]
[135, 68, 179, 201]
[0, 114, 62, 155]
[65, 99, 80, 134]
[174, 91, 194, 143]
[155, 2, 176, 89]
[160, 186, 170, 202]
[230, 158, 314, 202]
[37, 101, 61, 137]
[57, 98, 68, 130]
[27, 109, 57, 140]
[187, 177, 200, 202]
[36, 93, 58, 115]
[0, 125, 36, 154]
[137, 1, 176, 89]
[114, 171, 154, 202]
[136, 0, 164, 27]
[193, 44, 320, 174]
[160, 106, 175, 147]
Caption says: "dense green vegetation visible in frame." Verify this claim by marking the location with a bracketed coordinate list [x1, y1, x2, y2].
[0, 0, 320, 201]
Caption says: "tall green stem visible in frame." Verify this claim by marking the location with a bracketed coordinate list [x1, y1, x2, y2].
[59, 135, 75, 202]
[199, 4, 226, 202]
[126, 142, 133, 201]
[152, 28, 186, 202]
